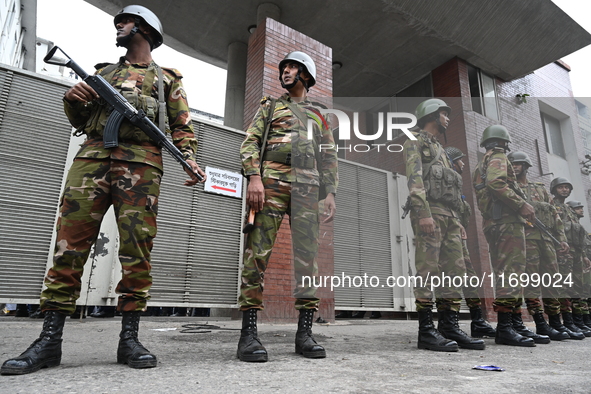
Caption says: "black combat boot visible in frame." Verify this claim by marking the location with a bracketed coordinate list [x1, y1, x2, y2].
[469, 307, 496, 338]
[548, 313, 585, 340]
[511, 312, 550, 344]
[117, 312, 157, 368]
[562, 312, 587, 339]
[0, 310, 66, 375]
[438, 310, 485, 350]
[583, 313, 591, 330]
[237, 309, 268, 362]
[417, 309, 458, 352]
[533, 313, 569, 341]
[495, 312, 535, 347]
[295, 309, 326, 358]
[572, 313, 591, 337]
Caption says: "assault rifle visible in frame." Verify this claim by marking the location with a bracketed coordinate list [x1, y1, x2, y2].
[528, 217, 561, 246]
[43, 46, 203, 182]
[401, 196, 411, 219]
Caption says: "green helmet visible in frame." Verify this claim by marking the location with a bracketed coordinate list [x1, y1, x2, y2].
[480, 125, 512, 147]
[507, 151, 532, 167]
[415, 99, 451, 127]
[550, 176, 573, 194]
[444, 146, 465, 162]
[566, 200, 584, 209]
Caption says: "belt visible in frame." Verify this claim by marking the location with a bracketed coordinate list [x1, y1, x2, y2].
[262, 151, 316, 169]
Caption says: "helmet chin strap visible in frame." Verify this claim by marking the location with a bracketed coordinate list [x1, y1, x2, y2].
[280, 65, 309, 92]
[116, 17, 141, 48]
[436, 118, 447, 143]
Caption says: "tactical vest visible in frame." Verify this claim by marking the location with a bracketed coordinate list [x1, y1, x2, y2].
[81, 63, 168, 143]
[420, 136, 463, 211]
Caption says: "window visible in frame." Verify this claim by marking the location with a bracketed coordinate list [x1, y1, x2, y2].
[468, 64, 499, 121]
[364, 75, 433, 144]
[541, 112, 566, 159]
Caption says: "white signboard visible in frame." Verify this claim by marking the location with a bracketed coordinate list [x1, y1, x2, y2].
[204, 166, 243, 199]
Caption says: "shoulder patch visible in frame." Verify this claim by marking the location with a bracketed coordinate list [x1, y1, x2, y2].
[162, 67, 182, 78]
[94, 62, 113, 70]
[260, 96, 272, 105]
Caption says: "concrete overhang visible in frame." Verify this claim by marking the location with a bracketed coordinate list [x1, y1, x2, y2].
[86, 0, 591, 97]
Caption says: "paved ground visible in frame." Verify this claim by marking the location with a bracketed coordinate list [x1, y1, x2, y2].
[0, 316, 589, 393]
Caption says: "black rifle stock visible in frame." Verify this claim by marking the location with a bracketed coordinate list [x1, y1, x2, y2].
[44, 46, 203, 182]
[401, 196, 411, 219]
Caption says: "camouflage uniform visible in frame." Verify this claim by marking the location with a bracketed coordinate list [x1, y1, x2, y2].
[518, 181, 566, 316]
[40, 57, 196, 314]
[554, 201, 588, 313]
[403, 130, 465, 312]
[239, 94, 338, 311]
[457, 199, 483, 309]
[472, 147, 527, 313]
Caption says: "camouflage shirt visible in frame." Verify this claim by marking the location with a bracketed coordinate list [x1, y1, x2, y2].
[240, 94, 338, 194]
[402, 129, 457, 219]
[518, 180, 567, 242]
[553, 200, 586, 250]
[63, 57, 197, 172]
[472, 147, 526, 229]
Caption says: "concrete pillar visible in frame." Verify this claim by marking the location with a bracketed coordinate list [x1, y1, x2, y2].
[223, 41, 248, 129]
[257, 3, 281, 24]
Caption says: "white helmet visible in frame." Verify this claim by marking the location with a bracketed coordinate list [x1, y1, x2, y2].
[278, 51, 317, 90]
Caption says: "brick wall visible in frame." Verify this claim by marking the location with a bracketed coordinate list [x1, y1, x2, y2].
[243, 18, 334, 323]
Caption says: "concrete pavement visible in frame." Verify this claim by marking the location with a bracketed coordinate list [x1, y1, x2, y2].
[0, 316, 589, 393]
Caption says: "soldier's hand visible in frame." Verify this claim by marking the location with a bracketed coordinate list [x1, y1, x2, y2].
[64, 81, 99, 104]
[519, 202, 536, 222]
[184, 160, 206, 186]
[559, 241, 570, 254]
[246, 175, 265, 212]
[419, 217, 435, 235]
[322, 193, 336, 223]
[459, 224, 467, 240]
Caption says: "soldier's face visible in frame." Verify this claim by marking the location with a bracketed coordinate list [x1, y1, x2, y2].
[454, 158, 465, 174]
[439, 110, 450, 129]
[513, 163, 524, 176]
[282, 62, 300, 85]
[575, 207, 584, 217]
[555, 184, 572, 198]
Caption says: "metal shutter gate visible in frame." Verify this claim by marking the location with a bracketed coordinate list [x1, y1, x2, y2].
[333, 160, 414, 312]
[147, 121, 245, 307]
[0, 66, 72, 303]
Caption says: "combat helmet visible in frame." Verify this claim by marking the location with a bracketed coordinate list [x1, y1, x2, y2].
[114, 5, 163, 50]
[279, 51, 316, 91]
[444, 146, 465, 162]
[480, 125, 512, 148]
[566, 200, 584, 209]
[507, 151, 533, 167]
[415, 99, 452, 130]
[550, 176, 573, 194]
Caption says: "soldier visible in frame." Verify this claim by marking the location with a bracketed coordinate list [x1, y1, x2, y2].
[550, 178, 590, 338]
[567, 200, 591, 330]
[403, 99, 484, 352]
[508, 151, 569, 342]
[1, 5, 205, 375]
[472, 125, 536, 347]
[238, 51, 338, 362]
[444, 146, 496, 338]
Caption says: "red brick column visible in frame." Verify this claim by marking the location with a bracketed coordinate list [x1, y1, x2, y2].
[243, 18, 334, 323]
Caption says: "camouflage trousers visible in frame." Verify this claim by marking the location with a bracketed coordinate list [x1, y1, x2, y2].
[484, 222, 526, 313]
[40, 158, 161, 315]
[462, 240, 483, 309]
[411, 213, 465, 312]
[558, 249, 589, 314]
[523, 237, 561, 316]
[239, 178, 320, 311]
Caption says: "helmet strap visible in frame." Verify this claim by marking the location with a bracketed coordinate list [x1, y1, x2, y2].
[280, 65, 309, 92]
[116, 17, 141, 48]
